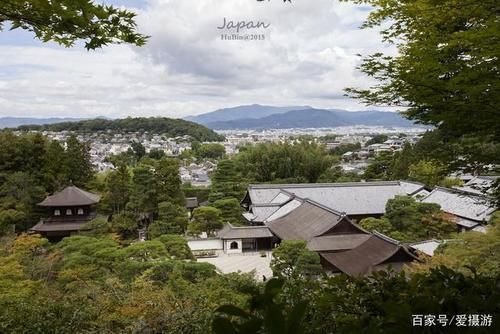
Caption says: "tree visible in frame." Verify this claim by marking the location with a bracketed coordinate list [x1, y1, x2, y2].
[344, 0, 500, 166]
[271, 240, 322, 279]
[0, 172, 45, 233]
[148, 202, 189, 238]
[64, 135, 94, 186]
[154, 234, 194, 260]
[194, 143, 226, 160]
[365, 134, 388, 146]
[155, 158, 185, 206]
[329, 142, 361, 156]
[188, 206, 222, 237]
[209, 159, 245, 202]
[383, 196, 456, 242]
[408, 159, 446, 187]
[111, 211, 138, 239]
[213, 198, 245, 226]
[126, 166, 158, 219]
[103, 164, 130, 214]
[411, 223, 500, 277]
[0, 0, 147, 49]
[130, 142, 146, 160]
[359, 217, 393, 235]
[363, 152, 394, 180]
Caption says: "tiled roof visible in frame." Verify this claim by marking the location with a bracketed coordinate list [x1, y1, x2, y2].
[247, 181, 425, 215]
[266, 200, 345, 241]
[38, 186, 100, 207]
[421, 187, 495, 223]
[218, 223, 274, 239]
[307, 234, 370, 252]
[320, 233, 416, 276]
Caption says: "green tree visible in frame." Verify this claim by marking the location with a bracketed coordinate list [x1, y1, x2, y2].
[130, 142, 146, 160]
[213, 198, 245, 226]
[188, 206, 222, 237]
[411, 223, 500, 277]
[365, 134, 388, 146]
[210, 159, 245, 202]
[111, 211, 138, 239]
[194, 143, 226, 160]
[0, 0, 147, 49]
[344, 0, 500, 167]
[64, 135, 94, 186]
[126, 166, 158, 220]
[148, 202, 189, 238]
[359, 217, 393, 235]
[271, 240, 322, 279]
[408, 159, 447, 187]
[363, 152, 394, 180]
[154, 234, 194, 260]
[103, 164, 130, 214]
[155, 158, 185, 206]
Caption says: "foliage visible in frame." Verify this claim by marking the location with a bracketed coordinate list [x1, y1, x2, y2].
[0, 132, 94, 233]
[213, 198, 246, 226]
[234, 142, 334, 183]
[411, 223, 500, 277]
[271, 240, 322, 279]
[0, 0, 147, 49]
[344, 0, 500, 168]
[102, 164, 130, 214]
[363, 152, 394, 180]
[194, 143, 226, 160]
[188, 206, 223, 237]
[210, 159, 246, 202]
[154, 234, 194, 260]
[148, 202, 189, 238]
[365, 134, 388, 146]
[213, 278, 309, 334]
[329, 142, 361, 156]
[214, 267, 500, 334]
[18, 117, 225, 142]
[360, 196, 456, 242]
[111, 211, 138, 239]
[408, 159, 447, 187]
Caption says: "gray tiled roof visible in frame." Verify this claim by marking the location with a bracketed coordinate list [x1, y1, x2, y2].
[218, 223, 274, 239]
[30, 221, 90, 232]
[38, 186, 100, 207]
[307, 234, 370, 252]
[247, 181, 425, 215]
[266, 200, 345, 241]
[320, 233, 416, 276]
[421, 187, 495, 223]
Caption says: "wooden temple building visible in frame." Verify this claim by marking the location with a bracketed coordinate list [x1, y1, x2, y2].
[30, 186, 101, 241]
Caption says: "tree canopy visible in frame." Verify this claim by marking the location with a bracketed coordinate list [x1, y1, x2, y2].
[344, 0, 500, 168]
[0, 0, 147, 49]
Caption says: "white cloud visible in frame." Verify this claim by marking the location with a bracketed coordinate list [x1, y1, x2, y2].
[0, 0, 395, 118]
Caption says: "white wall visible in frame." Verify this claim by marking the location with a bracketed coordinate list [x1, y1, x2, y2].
[224, 239, 242, 254]
[188, 239, 223, 251]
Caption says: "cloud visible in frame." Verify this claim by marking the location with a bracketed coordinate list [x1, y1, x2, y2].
[0, 0, 394, 118]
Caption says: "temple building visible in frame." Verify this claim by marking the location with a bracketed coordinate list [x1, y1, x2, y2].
[30, 186, 101, 241]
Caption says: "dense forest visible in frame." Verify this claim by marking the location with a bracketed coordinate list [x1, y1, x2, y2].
[17, 117, 225, 142]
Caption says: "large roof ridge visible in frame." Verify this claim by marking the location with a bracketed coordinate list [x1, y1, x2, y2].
[248, 180, 403, 189]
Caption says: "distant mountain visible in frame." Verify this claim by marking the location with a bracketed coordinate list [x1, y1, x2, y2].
[204, 108, 416, 130]
[185, 104, 312, 124]
[16, 117, 224, 142]
[0, 117, 88, 129]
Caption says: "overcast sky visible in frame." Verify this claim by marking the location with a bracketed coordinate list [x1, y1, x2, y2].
[0, 0, 396, 119]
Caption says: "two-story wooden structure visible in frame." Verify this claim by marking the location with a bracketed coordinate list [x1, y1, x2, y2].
[30, 186, 101, 241]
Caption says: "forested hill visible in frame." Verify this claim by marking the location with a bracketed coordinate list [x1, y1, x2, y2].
[16, 117, 225, 142]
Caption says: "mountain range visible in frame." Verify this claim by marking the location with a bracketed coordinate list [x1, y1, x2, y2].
[186, 105, 418, 130]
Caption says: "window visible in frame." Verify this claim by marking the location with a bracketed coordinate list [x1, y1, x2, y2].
[230, 241, 239, 249]
[66, 209, 72, 216]
[54, 209, 60, 216]
[77, 208, 84, 215]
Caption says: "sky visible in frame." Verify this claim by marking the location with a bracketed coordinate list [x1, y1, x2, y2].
[0, 0, 396, 119]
